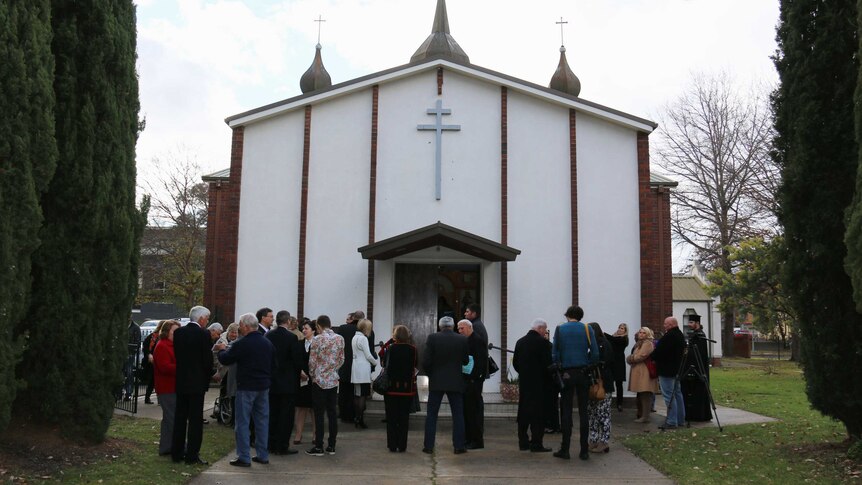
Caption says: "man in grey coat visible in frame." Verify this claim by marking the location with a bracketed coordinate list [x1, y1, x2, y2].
[422, 316, 470, 455]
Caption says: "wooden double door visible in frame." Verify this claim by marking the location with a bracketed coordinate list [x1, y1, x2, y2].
[393, 263, 480, 374]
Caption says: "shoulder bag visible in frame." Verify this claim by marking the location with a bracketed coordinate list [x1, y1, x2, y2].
[372, 348, 391, 395]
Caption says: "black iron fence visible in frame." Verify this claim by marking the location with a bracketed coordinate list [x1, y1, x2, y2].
[114, 343, 142, 413]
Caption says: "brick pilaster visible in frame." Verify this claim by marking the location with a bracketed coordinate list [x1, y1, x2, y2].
[204, 126, 244, 324]
[367, 86, 379, 320]
[297, 106, 312, 320]
[500, 86, 509, 382]
[569, 109, 578, 305]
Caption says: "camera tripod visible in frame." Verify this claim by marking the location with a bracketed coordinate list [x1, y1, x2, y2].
[664, 336, 722, 432]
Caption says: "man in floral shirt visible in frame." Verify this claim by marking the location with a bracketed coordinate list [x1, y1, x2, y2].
[306, 315, 345, 456]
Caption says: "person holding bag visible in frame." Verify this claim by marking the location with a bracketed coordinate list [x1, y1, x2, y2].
[586, 322, 615, 454]
[383, 325, 417, 452]
[627, 327, 659, 423]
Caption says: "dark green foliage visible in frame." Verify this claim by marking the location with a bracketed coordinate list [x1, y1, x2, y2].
[846, 3, 862, 313]
[0, 1, 57, 431]
[17, 0, 144, 443]
[773, 0, 862, 440]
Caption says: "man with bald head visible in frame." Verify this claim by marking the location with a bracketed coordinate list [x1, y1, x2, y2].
[651, 316, 686, 429]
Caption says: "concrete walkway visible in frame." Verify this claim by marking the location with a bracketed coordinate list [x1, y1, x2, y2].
[179, 399, 773, 485]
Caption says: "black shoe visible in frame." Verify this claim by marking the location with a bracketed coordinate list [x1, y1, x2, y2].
[531, 446, 553, 453]
[252, 456, 269, 464]
[185, 457, 209, 465]
[325, 445, 336, 455]
[422, 448, 433, 454]
[202, 418, 210, 425]
[553, 449, 570, 460]
[617, 404, 623, 412]
[229, 458, 251, 467]
[519, 444, 530, 451]
[283, 449, 298, 455]
[659, 425, 679, 431]
[453, 448, 467, 455]
[465, 442, 484, 450]
[306, 447, 324, 456]
[579, 450, 590, 460]
[389, 447, 397, 452]
[145, 398, 154, 404]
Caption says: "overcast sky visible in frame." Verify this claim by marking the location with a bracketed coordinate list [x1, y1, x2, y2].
[135, 0, 780, 269]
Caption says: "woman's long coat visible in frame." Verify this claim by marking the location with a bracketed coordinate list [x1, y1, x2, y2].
[627, 340, 658, 393]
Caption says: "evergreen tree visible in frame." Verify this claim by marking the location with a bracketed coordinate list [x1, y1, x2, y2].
[17, 0, 144, 442]
[846, 4, 862, 312]
[0, 1, 56, 431]
[773, 0, 862, 441]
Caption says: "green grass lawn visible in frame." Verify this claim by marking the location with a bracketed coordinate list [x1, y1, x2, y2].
[60, 415, 235, 484]
[622, 358, 859, 484]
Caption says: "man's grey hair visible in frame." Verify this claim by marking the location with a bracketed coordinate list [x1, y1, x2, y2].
[531, 318, 548, 331]
[457, 319, 472, 328]
[239, 313, 260, 331]
[439, 316, 455, 329]
[208, 322, 223, 333]
[189, 306, 210, 324]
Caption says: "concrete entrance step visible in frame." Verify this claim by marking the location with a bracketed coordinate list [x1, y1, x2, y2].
[366, 392, 518, 418]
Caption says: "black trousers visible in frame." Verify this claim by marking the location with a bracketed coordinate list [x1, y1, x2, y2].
[268, 393, 296, 452]
[615, 380, 625, 407]
[518, 399, 545, 448]
[464, 379, 484, 445]
[337, 380, 355, 422]
[384, 394, 412, 451]
[171, 392, 204, 462]
[559, 370, 590, 454]
[312, 385, 338, 448]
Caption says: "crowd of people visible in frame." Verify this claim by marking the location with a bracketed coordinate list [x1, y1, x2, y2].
[139, 303, 712, 466]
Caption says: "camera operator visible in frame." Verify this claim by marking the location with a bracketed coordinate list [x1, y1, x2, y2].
[682, 317, 712, 421]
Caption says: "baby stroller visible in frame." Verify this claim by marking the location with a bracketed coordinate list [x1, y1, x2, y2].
[212, 395, 234, 425]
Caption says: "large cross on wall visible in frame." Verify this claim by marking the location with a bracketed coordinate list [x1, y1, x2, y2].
[417, 98, 461, 200]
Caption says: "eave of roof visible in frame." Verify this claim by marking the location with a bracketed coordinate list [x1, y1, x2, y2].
[225, 56, 657, 133]
[650, 172, 678, 188]
[358, 221, 521, 262]
[202, 167, 230, 182]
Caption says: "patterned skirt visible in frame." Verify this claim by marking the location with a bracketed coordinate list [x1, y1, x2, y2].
[587, 393, 613, 444]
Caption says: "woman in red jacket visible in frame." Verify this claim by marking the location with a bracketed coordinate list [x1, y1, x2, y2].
[154, 320, 181, 455]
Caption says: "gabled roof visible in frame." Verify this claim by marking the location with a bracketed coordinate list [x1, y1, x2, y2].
[650, 172, 678, 188]
[202, 168, 230, 182]
[672, 276, 712, 302]
[225, 56, 657, 133]
[358, 221, 520, 262]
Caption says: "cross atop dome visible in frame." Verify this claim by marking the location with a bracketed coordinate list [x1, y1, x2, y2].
[548, 16, 581, 97]
[410, 0, 470, 64]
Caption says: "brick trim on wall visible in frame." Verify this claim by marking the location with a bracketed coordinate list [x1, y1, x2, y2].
[569, 109, 579, 305]
[500, 86, 509, 382]
[367, 86, 379, 321]
[437, 67, 443, 95]
[297, 106, 312, 320]
[204, 126, 244, 324]
[637, 132, 673, 332]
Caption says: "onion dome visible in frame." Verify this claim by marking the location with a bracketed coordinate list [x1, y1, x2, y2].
[549, 46, 581, 97]
[300, 43, 332, 94]
[411, 0, 469, 64]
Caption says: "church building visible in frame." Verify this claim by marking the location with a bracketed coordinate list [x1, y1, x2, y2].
[203, 0, 675, 387]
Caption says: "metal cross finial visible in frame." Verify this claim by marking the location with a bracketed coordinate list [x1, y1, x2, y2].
[315, 15, 326, 45]
[556, 16, 568, 46]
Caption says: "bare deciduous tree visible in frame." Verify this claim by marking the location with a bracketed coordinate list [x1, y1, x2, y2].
[655, 73, 777, 356]
[139, 149, 207, 311]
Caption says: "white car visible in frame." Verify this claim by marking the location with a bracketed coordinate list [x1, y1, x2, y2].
[140, 320, 160, 340]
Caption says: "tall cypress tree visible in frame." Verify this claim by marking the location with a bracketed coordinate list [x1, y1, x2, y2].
[774, 0, 862, 441]
[0, 1, 56, 431]
[18, 0, 144, 442]
[845, 5, 862, 312]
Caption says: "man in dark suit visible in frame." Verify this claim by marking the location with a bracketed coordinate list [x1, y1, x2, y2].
[171, 306, 214, 465]
[256, 307, 274, 334]
[266, 310, 303, 455]
[457, 319, 488, 450]
[513, 319, 554, 452]
[652, 316, 687, 429]
[423, 316, 470, 454]
[335, 311, 359, 423]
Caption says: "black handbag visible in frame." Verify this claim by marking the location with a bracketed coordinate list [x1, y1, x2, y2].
[488, 356, 500, 376]
[372, 350, 390, 394]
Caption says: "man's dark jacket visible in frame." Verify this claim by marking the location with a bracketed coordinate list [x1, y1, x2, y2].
[217, 330, 276, 391]
[466, 333, 489, 381]
[423, 328, 469, 392]
[173, 322, 213, 394]
[266, 326, 303, 394]
[651, 326, 685, 378]
[513, 330, 553, 402]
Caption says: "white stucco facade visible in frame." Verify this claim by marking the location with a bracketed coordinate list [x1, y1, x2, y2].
[230, 60, 654, 388]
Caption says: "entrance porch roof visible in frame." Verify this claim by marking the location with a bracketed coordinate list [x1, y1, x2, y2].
[358, 222, 520, 262]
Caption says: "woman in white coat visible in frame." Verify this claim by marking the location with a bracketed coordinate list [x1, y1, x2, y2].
[351, 318, 379, 429]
